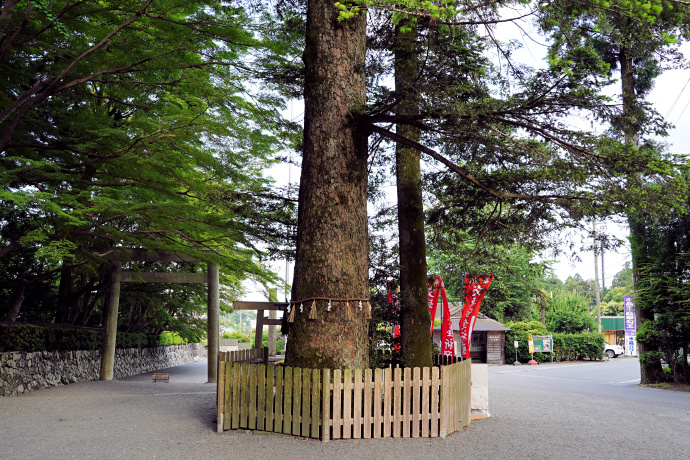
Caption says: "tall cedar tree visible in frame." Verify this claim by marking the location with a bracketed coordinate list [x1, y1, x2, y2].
[285, 0, 685, 368]
[539, 0, 690, 383]
[394, 19, 432, 367]
[284, 0, 370, 368]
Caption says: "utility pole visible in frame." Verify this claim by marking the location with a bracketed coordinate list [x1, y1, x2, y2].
[601, 243, 605, 291]
[593, 222, 602, 333]
[599, 222, 607, 291]
[268, 288, 278, 356]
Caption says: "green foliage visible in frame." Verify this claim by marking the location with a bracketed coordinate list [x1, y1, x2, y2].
[0, 1, 295, 331]
[545, 289, 596, 333]
[117, 276, 207, 342]
[261, 330, 286, 354]
[561, 275, 597, 306]
[419, 1, 687, 296]
[428, 232, 549, 323]
[29, 0, 71, 38]
[637, 309, 690, 383]
[552, 332, 605, 361]
[223, 330, 251, 343]
[0, 324, 186, 352]
[158, 331, 188, 346]
[115, 332, 149, 349]
[0, 325, 50, 353]
[610, 263, 634, 290]
[505, 321, 550, 363]
[601, 285, 628, 316]
[504, 321, 604, 363]
[633, 191, 690, 384]
[223, 310, 256, 336]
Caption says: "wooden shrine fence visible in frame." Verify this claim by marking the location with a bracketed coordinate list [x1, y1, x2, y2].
[218, 347, 269, 367]
[216, 356, 471, 440]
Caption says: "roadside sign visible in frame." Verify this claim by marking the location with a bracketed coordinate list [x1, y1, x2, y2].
[514, 340, 519, 348]
[531, 334, 553, 353]
[624, 296, 637, 356]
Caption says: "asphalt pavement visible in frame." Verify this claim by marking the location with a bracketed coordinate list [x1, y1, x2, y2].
[1, 357, 689, 460]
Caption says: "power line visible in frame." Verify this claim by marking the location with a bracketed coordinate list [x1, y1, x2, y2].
[665, 75, 690, 119]
[676, 95, 690, 124]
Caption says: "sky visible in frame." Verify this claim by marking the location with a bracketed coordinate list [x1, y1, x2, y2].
[246, 8, 690, 300]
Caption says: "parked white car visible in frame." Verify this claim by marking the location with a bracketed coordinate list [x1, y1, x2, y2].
[604, 342, 624, 358]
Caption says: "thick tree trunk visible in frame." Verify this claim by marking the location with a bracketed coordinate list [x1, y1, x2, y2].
[620, 49, 660, 384]
[3, 278, 28, 322]
[394, 23, 432, 368]
[284, 0, 369, 369]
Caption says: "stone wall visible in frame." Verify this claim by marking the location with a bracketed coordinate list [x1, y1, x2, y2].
[0, 343, 207, 397]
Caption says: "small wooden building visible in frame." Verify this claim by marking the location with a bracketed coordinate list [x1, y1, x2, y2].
[432, 310, 511, 364]
[601, 316, 625, 346]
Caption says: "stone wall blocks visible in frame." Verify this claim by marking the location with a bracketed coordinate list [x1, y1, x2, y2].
[0, 344, 202, 397]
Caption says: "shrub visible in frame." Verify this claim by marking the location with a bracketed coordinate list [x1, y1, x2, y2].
[116, 332, 148, 349]
[505, 321, 551, 363]
[261, 330, 286, 354]
[159, 331, 187, 346]
[0, 324, 193, 352]
[504, 321, 604, 363]
[553, 332, 604, 361]
[0, 325, 50, 352]
[223, 330, 251, 343]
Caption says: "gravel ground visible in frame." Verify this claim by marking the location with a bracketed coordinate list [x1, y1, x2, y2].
[1, 359, 689, 460]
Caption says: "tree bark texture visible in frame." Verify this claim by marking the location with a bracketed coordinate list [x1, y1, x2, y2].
[394, 23, 432, 368]
[285, 0, 369, 369]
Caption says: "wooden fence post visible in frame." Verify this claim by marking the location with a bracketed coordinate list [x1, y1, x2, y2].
[217, 360, 225, 433]
[322, 368, 331, 441]
[439, 364, 447, 439]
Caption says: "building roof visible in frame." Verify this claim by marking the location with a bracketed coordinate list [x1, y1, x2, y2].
[432, 316, 511, 333]
[601, 316, 625, 331]
[433, 302, 463, 321]
[472, 317, 512, 332]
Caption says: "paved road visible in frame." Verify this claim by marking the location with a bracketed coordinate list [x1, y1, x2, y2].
[1, 358, 689, 459]
[495, 355, 642, 389]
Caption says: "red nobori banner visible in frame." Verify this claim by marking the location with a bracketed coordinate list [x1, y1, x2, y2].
[429, 276, 454, 356]
[387, 280, 401, 352]
[428, 277, 440, 335]
[459, 275, 494, 358]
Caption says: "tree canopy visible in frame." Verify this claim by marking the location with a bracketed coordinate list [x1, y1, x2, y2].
[3, 0, 690, 366]
[0, 1, 295, 334]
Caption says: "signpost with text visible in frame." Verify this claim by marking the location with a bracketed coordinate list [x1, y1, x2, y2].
[529, 334, 554, 363]
[624, 296, 637, 356]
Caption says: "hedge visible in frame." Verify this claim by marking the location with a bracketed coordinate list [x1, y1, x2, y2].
[0, 324, 182, 353]
[505, 321, 605, 363]
[552, 332, 605, 361]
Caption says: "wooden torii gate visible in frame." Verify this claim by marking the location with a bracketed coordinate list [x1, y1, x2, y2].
[100, 249, 220, 383]
[232, 301, 287, 350]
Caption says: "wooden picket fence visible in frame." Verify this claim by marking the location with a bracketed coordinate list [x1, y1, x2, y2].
[216, 356, 471, 440]
[218, 347, 268, 366]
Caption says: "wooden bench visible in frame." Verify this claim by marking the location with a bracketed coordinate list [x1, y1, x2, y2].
[152, 373, 169, 382]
